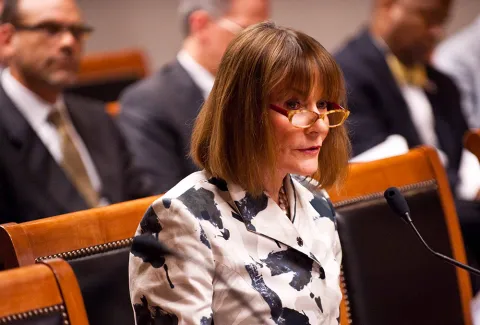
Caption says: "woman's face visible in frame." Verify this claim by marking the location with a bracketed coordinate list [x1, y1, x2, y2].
[269, 90, 330, 178]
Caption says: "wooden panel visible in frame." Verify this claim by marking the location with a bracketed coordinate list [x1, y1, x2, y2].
[77, 48, 148, 84]
[0, 195, 160, 268]
[0, 263, 62, 317]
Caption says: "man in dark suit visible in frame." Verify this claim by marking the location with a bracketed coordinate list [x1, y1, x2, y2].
[118, 0, 270, 194]
[335, 0, 480, 286]
[0, 0, 151, 223]
[335, 0, 466, 186]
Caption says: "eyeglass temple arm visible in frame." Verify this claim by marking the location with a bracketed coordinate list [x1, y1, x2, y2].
[327, 102, 346, 110]
[269, 104, 289, 117]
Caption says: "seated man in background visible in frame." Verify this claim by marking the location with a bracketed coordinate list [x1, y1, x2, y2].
[334, 0, 480, 283]
[117, 0, 270, 194]
[434, 15, 480, 129]
[0, 0, 152, 223]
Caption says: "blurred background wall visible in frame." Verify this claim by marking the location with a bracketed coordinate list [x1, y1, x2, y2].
[78, 0, 480, 70]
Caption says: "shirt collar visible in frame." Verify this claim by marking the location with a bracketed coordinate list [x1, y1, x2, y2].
[369, 33, 428, 88]
[2, 68, 64, 129]
[177, 49, 215, 99]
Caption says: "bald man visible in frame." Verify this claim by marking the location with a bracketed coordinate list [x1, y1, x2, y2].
[335, 0, 480, 290]
[118, 0, 270, 194]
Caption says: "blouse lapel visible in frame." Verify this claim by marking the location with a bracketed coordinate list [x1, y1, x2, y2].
[289, 177, 338, 265]
[227, 176, 325, 265]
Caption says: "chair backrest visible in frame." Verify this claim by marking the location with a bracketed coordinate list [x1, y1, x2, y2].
[0, 258, 89, 325]
[0, 195, 160, 325]
[464, 129, 480, 162]
[329, 146, 472, 325]
[65, 48, 148, 102]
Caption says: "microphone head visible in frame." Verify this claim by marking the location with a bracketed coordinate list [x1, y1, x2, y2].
[384, 187, 411, 221]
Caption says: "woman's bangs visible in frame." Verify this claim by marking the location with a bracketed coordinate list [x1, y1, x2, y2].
[314, 52, 345, 104]
[272, 54, 343, 104]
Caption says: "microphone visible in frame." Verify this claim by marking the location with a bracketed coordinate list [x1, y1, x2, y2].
[132, 234, 266, 323]
[384, 187, 480, 276]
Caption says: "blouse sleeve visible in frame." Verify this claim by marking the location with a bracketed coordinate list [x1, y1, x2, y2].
[129, 196, 215, 325]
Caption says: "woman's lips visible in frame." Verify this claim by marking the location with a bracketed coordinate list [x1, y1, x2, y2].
[297, 146, 321, 155]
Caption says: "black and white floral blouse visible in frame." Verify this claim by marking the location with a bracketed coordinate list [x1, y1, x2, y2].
[129, 170, 342, 325]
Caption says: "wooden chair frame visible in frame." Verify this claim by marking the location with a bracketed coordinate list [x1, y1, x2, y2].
[0, 195, 159, 269]
[0, 258, 89, 325]
[329, 146, 472, 325]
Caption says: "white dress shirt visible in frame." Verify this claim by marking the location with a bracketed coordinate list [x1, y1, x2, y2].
[2, 68, 107, 205]
[177, 50, 215, 99]
[434, 16, 480, 129]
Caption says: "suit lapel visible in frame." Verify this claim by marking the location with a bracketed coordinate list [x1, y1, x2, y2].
[0, 84, 89, 214]
[227, 176, 322, 266]
[424, 66, 459, 164]
[359, 30, 422, 146]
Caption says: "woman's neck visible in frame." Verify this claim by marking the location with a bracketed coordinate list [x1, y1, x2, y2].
[264, 173, 287, 204]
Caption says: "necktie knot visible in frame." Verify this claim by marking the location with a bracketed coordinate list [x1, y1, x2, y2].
[386, 54, 428, 88]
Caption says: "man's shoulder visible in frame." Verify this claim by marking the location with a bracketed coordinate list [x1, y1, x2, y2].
[63, 94, 123, 142]
[65, 92, 104, 107]
[64, 93, 109, 118]
[335, 30, 381, 80]
[335, 30, 370, 61]
[426, 64, 459, 91]
[120, 60, 196, 104]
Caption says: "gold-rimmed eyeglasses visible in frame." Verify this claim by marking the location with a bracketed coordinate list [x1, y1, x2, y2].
[269, 102, 350, 128]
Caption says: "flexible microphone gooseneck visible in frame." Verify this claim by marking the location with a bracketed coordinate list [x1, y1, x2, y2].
[132, 235, 266, 323]
[384, 187, 480, 276]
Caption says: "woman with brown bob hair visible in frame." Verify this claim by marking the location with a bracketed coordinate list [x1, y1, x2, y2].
[129, 21, 351, 325]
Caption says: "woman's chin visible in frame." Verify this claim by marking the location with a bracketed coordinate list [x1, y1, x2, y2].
[289, 164, 318, 177]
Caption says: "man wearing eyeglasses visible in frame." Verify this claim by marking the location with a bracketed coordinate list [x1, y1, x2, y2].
[0, 0, 152, 223]
[118, 0, 270, 194]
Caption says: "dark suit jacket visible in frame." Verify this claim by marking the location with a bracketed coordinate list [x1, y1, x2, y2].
[117, 60, 204, 194]
[0, 84, 152, 223]
[334, 29, 468, 188]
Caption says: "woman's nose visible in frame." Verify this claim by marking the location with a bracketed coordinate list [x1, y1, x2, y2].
[307, 112, 329, 137]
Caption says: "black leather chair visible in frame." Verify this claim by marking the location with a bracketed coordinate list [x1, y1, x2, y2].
[329, 146, 473, 325]
[0, 258, 89, 325]
[0, 195, 159, 325]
